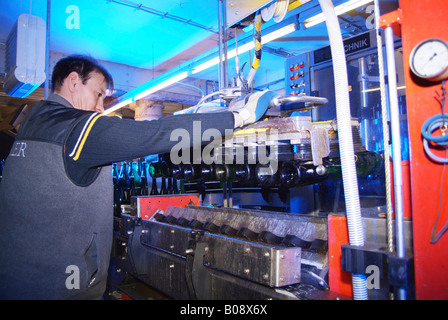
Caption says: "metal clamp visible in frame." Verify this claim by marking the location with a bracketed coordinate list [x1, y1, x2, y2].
[185, 230, 211, 300]
[341, 243, 414, 290]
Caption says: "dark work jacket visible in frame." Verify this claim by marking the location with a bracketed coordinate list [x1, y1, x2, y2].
[0, 94, 234, 299]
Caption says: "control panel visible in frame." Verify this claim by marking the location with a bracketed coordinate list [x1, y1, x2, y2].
[284, 53, 310, 97]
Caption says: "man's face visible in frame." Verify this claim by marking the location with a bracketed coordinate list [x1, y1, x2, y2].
[72, 71, 107, 113]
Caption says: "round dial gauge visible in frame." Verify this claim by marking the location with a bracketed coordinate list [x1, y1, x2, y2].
[410, 38, 448, 81]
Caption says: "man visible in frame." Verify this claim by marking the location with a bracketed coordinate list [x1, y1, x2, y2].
[0, 55, 269, 299]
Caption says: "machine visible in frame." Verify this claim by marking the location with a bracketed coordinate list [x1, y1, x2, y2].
[107, 85, 402, 300]
[106, 0, 423, 300]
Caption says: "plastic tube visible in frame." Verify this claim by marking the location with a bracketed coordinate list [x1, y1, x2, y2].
[318, 0, 367, 300]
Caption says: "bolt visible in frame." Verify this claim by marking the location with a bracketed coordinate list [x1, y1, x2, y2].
[316, 165, 327, 176]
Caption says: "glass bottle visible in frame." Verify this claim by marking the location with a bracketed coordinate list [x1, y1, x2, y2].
[149, 161, 162, 178]
[149, 176, 158, 195]
[234, 163, 255, 183]
[280, 161, 303, 188]
[160, 176, 168, 194]
[172, 164, 184, 180]
[132, 161, 141, 196]
[183, 164, 200, 182]
[214, 164, 235, 182]
[128, 161, 135, 197]
[200, 164, 214, 181]
[255, 162, 280, 187]
[149, 161, 160, 195]
[122, 162, 131, 204]
[140, 161, 148, 195]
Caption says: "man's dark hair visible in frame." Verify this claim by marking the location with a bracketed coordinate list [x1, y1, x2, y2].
[51, 54, 114, 93]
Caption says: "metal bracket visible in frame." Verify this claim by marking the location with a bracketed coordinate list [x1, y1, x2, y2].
[341, 243, 414, 290]
[308, 126, 330, 166]
[185, 230, 211, 300]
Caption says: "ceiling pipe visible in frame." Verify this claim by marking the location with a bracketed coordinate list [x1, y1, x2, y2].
[107, 0, 217, 32]
[218, 0, 228, 90]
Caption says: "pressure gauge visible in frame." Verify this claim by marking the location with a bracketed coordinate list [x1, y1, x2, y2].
[410, 38, 448, 81]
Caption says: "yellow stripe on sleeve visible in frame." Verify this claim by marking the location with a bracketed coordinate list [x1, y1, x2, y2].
[72, 113, 103, 161]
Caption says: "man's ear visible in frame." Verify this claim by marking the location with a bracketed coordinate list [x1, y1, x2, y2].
[66, 71, 80, 93]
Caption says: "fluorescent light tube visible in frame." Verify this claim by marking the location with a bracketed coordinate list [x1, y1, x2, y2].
[104, 97, 134, 115]
[192, 56, 220, 74]
[191, 23, 296, 75]
[133, 71, 188, 101]
[107, 22, 297, 112]
[261, 23, 297, 44]
[303, 0, 373, 28]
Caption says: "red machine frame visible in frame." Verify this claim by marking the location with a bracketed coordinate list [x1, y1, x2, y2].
[397, 0, 448, 299]
[328, 1, 448, 300]
[135, 194, 200, 220]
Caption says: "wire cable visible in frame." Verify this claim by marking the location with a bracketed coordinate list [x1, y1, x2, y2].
[175, 82, 204, 96]
[421, 81, 448, 243]
[422, 81, 448, 163]
[430, 148, 448, 244]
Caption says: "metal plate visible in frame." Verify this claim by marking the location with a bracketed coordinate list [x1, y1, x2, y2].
[131, 194, 200, 220]
[141, 220, 301, 287]
[226, 0, 273, 27]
